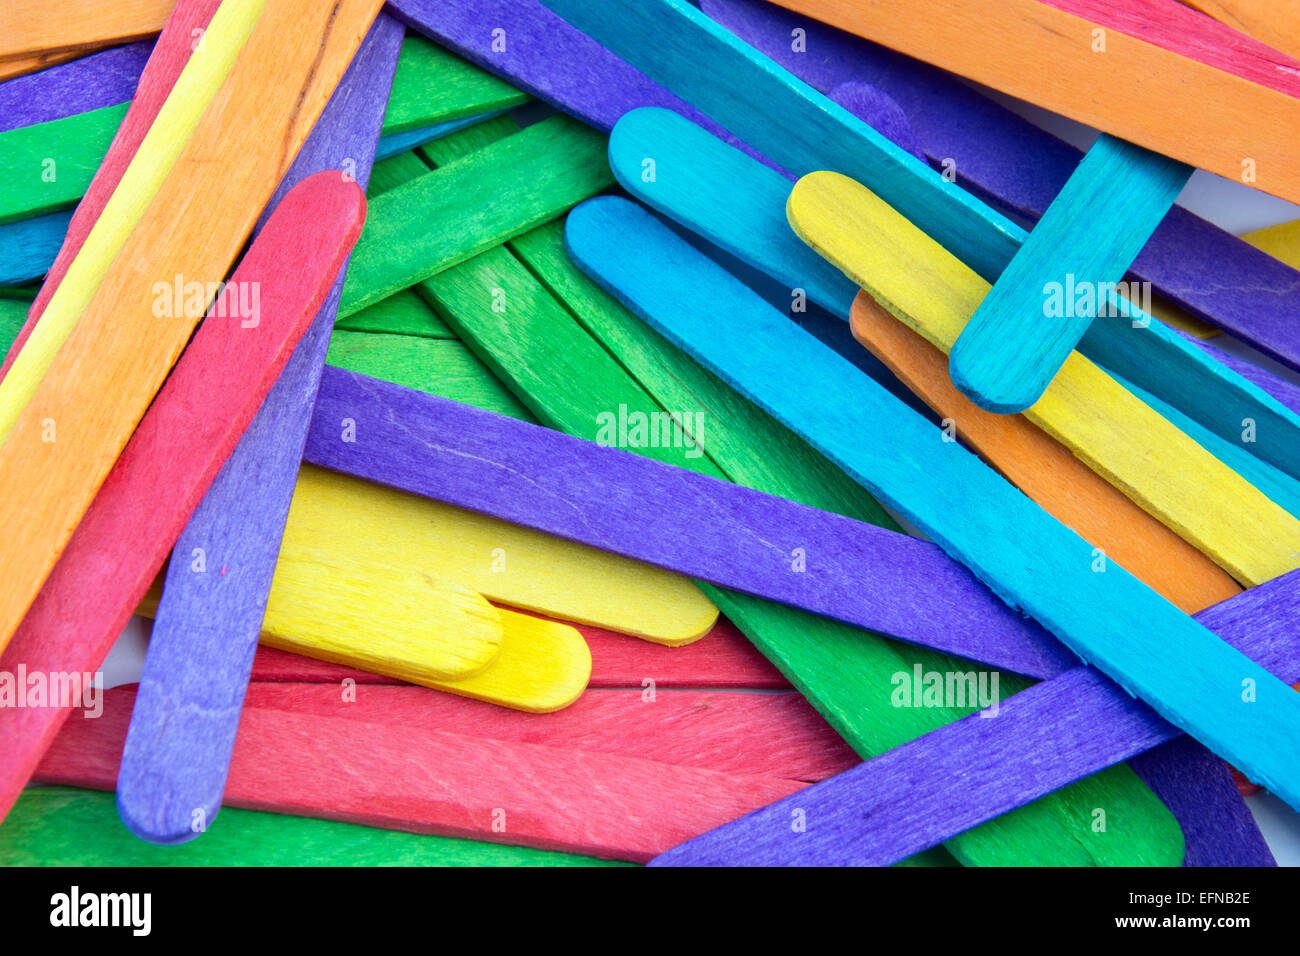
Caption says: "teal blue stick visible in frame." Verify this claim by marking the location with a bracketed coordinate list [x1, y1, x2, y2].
[948, 135, 1192, 413]
[373, 109, 508, 161]
[564, 195, 1300, 812]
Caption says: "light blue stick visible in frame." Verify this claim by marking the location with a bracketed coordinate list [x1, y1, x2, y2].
[0, 210, 69, 285]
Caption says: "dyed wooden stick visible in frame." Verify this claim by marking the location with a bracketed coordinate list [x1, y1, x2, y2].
[651, 568, 1300, 866]
[850, 295, 1242, 613]
[0, 0, 383, 652]
[0, 211, 70, 286]
[1, 787, 625, 867]
[373, 110, 508, 161]
[948, 135, 1191, 413]
[0, 171, 365, 825]
[1182, 0, 1300, 62]
[38, 686, 806, 863]
[0, 0, 171, 62]
[792, 173, 1300, 587]
[751, 0, 1300, 204]
[0, 103, 126, 224]
[565, 195, 1300, 808]
[383, 33, 528, 135]
[117, 10, 406, 849]
[334, 288, 454, 337]
[0, 50, 89, 83]
[338, 114, 611, 316]
[0, 42, 150, 133]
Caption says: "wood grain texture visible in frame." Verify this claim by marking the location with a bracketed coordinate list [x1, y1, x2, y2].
[0, 0, 264, 429]
[305, 365, 1073, 678]
[0, 50, 90, 83]
[790, 172, 1300, 587]
[948, 135, 1191, 413]
[755, 0, 1300, 204]
[1182, 0, 1300, 61]
[0, 0, 171, 61]
[338, 114, 612, 317]
[0, 172, 365, 825]
[117, 12, 407, 848]
[1, 787, 625, 867]
[0, 41, 149, 132]
[0, 0, 384, 653]
[417, 113, 521, 167]
[0, 211, 70, 286]
[37, 686, 805, 863]
[652, 568, 1300, 866]
[538, 0, 1022, 281]
[285, 462, 717, 647]
[250, 613, 793, 690]
[705, 0, 1300, 379]
[565, 195, 1300, 811]
[0, 103, 126, 224]
[334, 288, 454, 336]
[382, 32, 529, 135]
[851, 294, 1242, 614]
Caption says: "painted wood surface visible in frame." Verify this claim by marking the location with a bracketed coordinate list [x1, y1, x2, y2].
[948, 134, 1191, 413]
[338, 114, 611, 317]
[0, 42, 149, 132]
[564, 195, 1300, 811]
[305, 366, 1073, 678]
[1, 787, 625, 867]
[0, 103, 127, 224]
[1182, 0, 1300, 61]
[651, 567, 1300, 866]
[0, 0, 171, 62]
[0, 0, 383, 654]
[117, 11, 407, 849]
[0, 50, 90, 83]
[850, 294, 1242, 614]
[791, 172, 1300, 587]
[753, 0, 1300, 204]
[383, 33, 529, 134]
[37, 686, 806, 863]
[334, 288, 454, 337]
[703, 0, 1300, 377]
[0, 172, 364, 825]
[0, 211, 70, 286]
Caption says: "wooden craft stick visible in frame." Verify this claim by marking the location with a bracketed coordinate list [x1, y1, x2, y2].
[0, 211, 70, 286]
[850, 296, 1242, 614]
[337, 113, 612, 317]
[0, 0, 384, 652]
[792, 173, 1300, 587]
[0, 42, 150, 133]
[305, 367, 1073, 678]
[1181, 0, 1300, 62]
[651, 568, 1300, 866]
[117, 11, 408, 849]
[0, 0, 264, 430]
[0, 171, 365, 825]
[38, 686, 806, 863]
[2, 787, 625, 867]
[334, 288, 454, 337]
[372, 110, 509, 162]
[948, 135, 1191, 413]
[565, 195, 1300, 809]
[744, 0, 1300, 203]
[285, 463, 718, 647]
[705, 0, 1300, 378]
[383, 33, 529, 135]
[0, 0, 171, 62]
[0, 50, 89, 83]
[0, 103, 127, 224]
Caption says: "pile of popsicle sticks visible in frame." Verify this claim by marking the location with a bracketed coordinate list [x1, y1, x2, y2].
[1, 0, 1299, 867]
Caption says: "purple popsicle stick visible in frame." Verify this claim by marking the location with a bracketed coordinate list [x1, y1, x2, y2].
[114, 14, 404, 845]
[385, 0, 782, 172]
[827, 82, 924, 163]
[702, 0, 1300, 373]
[650, 569, 1300, 867]
[0, 42, 150, 133]
[304, 365, 1076, 679]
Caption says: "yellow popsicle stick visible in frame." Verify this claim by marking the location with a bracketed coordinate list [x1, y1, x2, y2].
[0, 0, 267, 443]
[788, 170, 1300, 587]
[1242, 218, 1300, 264]
[288, 464, 719, 646]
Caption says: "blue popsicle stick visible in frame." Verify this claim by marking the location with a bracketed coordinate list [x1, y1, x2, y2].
[565, 195, 1300, 811]
[372, 109, 508, 161]
[114, 14, 405, 845]
[0, 210, 70, 285]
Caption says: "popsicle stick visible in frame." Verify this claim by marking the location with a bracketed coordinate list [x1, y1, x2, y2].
[0, 211, 70, 286]
[792, 173, 1300, 587]
[0, 103, 127, 224]
[0, 0, 383, 652]
[948, 135, 1191, 413]
[850, 295, 1242, 614]
[0, 0, 171, 62]
[285, 463, 718, 647]
[751, 0, 1300, 204]
[417, 113, 522, 167]
[1, 787, 625, 867]
[383, 32, 529, 135]
[0, 171, 365, 825]
[117, 11, 408, 849]
[250, 613, 793, 690]
[333, 288, 454, 337]
[652, 568, 1300, 866]
[565, 195, 1300, 809]
[0, 50, 89, 83]
[304, 367, 1071, 677]
[0, 42, 150, 133]
[1182, 0, 1300, 62]
[373, 110, 508, 161]
[16, 0, 222, 337]
[338, 114, 611, 317]
[38, 686, 805, 863]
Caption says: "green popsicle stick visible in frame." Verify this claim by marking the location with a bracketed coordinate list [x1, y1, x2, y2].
[381, 33, 530, 136]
